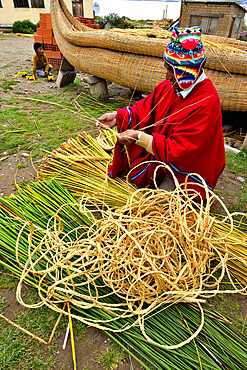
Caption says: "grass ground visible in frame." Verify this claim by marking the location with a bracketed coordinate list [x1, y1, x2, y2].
[0, 86, 123, 157]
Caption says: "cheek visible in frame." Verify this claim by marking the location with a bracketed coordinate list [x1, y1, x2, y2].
[166, 70, 174, 81]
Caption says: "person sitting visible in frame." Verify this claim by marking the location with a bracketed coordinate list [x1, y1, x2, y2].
[96, 26, 225, 199]
[33, 42, 52, 78]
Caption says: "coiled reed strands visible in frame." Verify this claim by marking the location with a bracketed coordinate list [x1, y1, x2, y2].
[96, 127, 117, 151]
[1, 180, 247, 367]
[15, 166, 247, 350]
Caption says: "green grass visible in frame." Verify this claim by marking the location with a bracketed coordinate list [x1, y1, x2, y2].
[208, 294, 247, 335]
[16, 163, 27, 169]
[0, 79, 20, 92]
[0, 266, 18, 291]
[225, 150, 247, 174]
[223, 150, 247, 213]
[0, 94, 123, 157]
[94, 344, 127, 370]
[0, 65, 11, 69]
[0, 265, 87, 370]
[0, 294, 7, 312]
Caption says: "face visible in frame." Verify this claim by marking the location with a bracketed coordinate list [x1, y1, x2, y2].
[36, 46, 44, 56]
[164, 62, 180, 91]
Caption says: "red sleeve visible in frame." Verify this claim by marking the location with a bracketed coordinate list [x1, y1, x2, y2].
[152, 96, 221, 168]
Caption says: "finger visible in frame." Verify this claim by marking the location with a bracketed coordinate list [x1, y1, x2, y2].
[96, 120, 102, 129]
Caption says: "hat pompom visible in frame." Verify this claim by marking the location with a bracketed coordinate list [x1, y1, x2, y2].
[181, 37, 199, 51]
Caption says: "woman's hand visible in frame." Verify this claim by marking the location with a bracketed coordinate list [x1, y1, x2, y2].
[117, 130, 140, 146]
[96, 112, 117, 129]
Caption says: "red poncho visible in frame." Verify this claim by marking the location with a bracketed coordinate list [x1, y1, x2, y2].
[108, 78, 225, 199]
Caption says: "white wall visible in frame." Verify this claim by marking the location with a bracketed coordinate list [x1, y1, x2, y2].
[0, 0, 93, 26]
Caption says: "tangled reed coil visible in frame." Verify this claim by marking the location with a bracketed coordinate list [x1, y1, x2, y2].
[16, 165, 247, 348]
[96, 128, 117, 151]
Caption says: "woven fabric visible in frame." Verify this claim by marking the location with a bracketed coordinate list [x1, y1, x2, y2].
[164, 27, 206, 90]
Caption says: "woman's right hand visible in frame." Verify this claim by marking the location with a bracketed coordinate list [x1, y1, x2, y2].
[96, 112, 117, 129]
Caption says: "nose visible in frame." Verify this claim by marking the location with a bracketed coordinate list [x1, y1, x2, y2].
[166, 69, 174, 82]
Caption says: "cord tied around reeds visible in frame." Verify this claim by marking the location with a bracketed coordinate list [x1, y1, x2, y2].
[15, 164, 247, 349]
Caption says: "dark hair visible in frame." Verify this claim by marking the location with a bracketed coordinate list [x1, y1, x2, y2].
[34, 42, 43, 51]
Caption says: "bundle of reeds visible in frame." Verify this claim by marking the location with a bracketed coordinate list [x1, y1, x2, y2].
[0, 180, 246, 369]
[38, 132, 247, 289]
[50, 0, 247, 111]
[39, 131, 140, 207]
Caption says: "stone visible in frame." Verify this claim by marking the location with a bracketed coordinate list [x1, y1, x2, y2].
[56, 57, 77, 88]
[83, 75, 109, 101]
[237, 176, 245, 183]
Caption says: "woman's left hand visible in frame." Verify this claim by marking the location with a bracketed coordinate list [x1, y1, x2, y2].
[117, 130, 140, 146]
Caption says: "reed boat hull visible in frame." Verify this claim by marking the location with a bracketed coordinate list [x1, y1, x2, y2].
[51, 0, 247, 112]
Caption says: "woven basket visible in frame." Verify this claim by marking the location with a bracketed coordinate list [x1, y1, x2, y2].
[51, 0, 247, 111]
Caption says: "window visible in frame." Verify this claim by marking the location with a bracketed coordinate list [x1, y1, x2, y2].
[190, 15, 199, 27]
[13, 0, 29, 7]
[0, 1, 2, 8]
[190, 15, 219, 35]
[235, 17, 242, 35]
[31, 0, 45, 7]
[72, 1, 84, 17]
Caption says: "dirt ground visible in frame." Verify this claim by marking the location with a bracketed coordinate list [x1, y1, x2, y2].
[0, 34, 246, 369]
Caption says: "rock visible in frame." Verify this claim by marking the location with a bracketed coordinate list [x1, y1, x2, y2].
[236, 176, 245, 183]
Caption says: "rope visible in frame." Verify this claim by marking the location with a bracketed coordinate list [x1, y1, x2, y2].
[15, 165, 247, 348]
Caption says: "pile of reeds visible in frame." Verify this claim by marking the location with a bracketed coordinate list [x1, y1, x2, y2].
[0, 180, 247, 369]
[38, 130, 247, 286]
[39, 131, 139, 207]
[50, 0, 247, 111]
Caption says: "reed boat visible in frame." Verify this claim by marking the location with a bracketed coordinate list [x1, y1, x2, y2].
[50, 0, 247, 111]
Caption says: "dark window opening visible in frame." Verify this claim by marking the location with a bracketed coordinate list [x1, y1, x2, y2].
[31, 0, 45, 8]
[13, 0, 29, 8]
[0, 1, 2, 8]
[190, 15, 219, 35]
[72, 1, 84, 17]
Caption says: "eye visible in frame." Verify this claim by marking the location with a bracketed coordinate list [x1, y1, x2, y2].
[164, 63, 172, 71]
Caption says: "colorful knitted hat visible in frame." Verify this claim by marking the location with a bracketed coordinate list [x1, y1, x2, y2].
[163, 26, 206, 90]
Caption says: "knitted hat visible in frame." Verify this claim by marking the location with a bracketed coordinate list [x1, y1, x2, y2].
[34, 42, 43, 51]
[163, 26, 206, 90]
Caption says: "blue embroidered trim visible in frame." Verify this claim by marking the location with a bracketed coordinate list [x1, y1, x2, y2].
[153, 139, 212, 190]
[110, 171, 113, 178]
[130, 163, 150, 181]
[127, 106, 132, 128]
[169, 162, 212, 190]
[121, 146, 125, 154]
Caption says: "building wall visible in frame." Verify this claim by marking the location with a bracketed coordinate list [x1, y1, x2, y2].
[83, 0, 93, 18]
[0, 0, 93, 26]
[180, 2, 245, 39]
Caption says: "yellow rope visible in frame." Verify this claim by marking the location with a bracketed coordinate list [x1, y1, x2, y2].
[15, 165, 247, 349]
